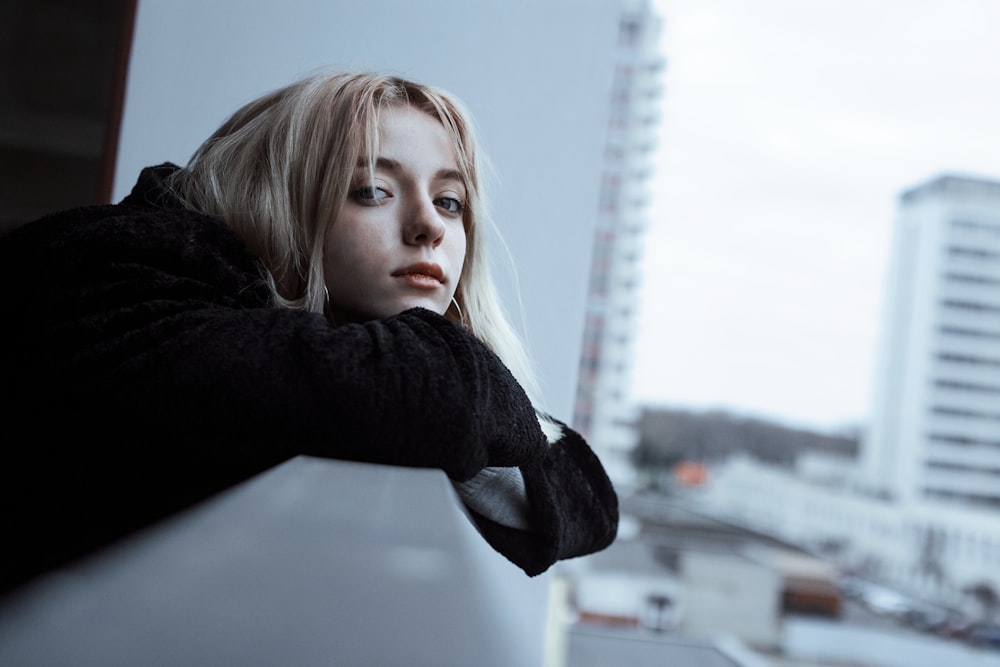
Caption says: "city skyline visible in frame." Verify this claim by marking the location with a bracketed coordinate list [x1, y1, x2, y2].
[633, 0, 1000, 432]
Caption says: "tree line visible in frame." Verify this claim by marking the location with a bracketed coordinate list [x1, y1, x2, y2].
[632, 406, 859, 471]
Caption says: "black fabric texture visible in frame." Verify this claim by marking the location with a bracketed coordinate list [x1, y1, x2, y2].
[466, 420, 619, 576]
[0, 164, 618, 591]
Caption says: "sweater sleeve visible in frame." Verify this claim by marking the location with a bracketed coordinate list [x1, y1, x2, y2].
[1, 202, 611, 587]
[2, 205, 546, 484]
[458, 420, 619, 576]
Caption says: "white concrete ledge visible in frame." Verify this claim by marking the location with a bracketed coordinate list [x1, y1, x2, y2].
[0, 457, 549, 666]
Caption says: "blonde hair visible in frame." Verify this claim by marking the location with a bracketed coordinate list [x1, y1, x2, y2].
[167, 70, 552, 421]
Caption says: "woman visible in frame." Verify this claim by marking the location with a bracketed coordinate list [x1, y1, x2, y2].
[0, 71, 618, 593]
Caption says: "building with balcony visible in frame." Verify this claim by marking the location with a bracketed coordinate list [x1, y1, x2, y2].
[573, 0, 665, 494]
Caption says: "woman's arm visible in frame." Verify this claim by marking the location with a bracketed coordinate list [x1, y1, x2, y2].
[2, 204, 612, 584]
[4, 206, 545, 481]
[454, 420, 619, 576]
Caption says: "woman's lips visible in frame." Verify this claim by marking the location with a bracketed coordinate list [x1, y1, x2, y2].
[392, 263, 444, 289]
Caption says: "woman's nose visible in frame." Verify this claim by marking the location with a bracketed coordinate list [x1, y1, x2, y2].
[404, 198, 446, 247]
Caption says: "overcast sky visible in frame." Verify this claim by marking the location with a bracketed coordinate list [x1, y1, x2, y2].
[631, 0, 1000, 432]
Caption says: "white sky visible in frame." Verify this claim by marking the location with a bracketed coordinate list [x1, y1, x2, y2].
[632, 0, 1000, 432]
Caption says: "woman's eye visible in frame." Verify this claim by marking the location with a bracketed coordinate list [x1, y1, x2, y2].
[435, 197, 464, 215]
[351, 185, 389, 205]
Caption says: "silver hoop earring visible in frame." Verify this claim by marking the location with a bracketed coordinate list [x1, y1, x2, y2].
[451, 296, 465, 324]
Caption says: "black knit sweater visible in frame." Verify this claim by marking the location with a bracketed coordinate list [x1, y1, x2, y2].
[0, 165, 618, 593]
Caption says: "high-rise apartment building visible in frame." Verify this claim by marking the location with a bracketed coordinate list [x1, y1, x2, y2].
[572, 0, 664, 492]
[863, 174, 1000, 509]
[692, 174, 1000, 612]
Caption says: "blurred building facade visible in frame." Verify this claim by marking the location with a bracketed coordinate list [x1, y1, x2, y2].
[862, 175, 1000, 509]
[572, 0, 664, 493]
[688, 174, 1000, 620]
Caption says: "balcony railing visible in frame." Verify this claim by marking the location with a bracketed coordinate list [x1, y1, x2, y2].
[0, 457, 552, 666]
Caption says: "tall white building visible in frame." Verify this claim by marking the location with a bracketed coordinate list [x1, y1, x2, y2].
[863, 174, 1000, 509]
[694, 174, 1000, 614]
[572, 0, 664, 493]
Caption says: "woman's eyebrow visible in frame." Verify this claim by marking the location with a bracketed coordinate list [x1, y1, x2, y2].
[435, 168, 464, 185]
[355, 156, 401, 172]
[356, 157, 464, 186]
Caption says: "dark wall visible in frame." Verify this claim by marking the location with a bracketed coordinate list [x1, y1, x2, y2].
[0, 0, 133, 234]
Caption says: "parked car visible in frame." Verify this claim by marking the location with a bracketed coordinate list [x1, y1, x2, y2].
[837, 575, 865, 600]
[936, 611, 976, 639]
[967, 623, 1000, 650]
[860, 586, 911, 619]
[902, 604, 952, 633]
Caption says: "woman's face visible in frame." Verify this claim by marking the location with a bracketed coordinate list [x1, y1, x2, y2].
[323, 105, 468, 322]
